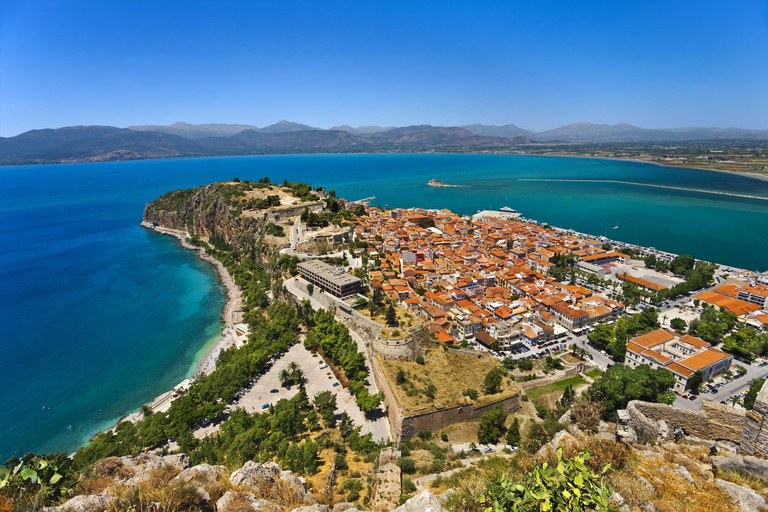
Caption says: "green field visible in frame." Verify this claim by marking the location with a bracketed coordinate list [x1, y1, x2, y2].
[524, 375, 586, 402]
[585, 368, 603, 379]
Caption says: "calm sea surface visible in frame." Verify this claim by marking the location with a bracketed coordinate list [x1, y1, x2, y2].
[2, 153, 768, 457]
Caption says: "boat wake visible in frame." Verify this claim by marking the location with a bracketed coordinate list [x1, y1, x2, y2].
[518, 178, 768, 202]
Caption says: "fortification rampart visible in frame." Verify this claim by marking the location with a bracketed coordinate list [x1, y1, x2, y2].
[742, 379, 768, 456]
[264, 201, 324, 223]
[626, 400, 745, 443]
[398, 393, 521, 441]
[372, 323, 423, 361]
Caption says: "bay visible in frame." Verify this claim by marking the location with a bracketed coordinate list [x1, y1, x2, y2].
[1, 153, 767, 457]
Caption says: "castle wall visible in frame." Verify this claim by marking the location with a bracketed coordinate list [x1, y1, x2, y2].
[626, 400, 745, 443]
[399, 394, 522, 441]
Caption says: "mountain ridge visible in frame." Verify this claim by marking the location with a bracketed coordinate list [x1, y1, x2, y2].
[2, 121, 767, 165]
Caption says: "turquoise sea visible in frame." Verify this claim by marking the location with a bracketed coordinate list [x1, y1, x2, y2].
[2, 153, 768, 458]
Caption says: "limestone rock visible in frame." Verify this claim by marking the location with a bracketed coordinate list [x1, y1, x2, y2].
[439, 488, 457, 504]
[174, 463, 228, 486]
[673, 466, 695, 486]
[715, 479, 767, 512]
[657, 420, 669, 441]
[713, 455, 768, 482]
[558, 409, 572, 424]
[637, 475, 655, 493]
[617, 425, 637, 444]
[292, 505, 330, 512]
[392, 489, 447, 512]
[45, 493, 114, 512]
[230, 460, 277, 487]
[217, 490, 269, 512]
[596, 431, 617, 442]
[536, 430, 578, 458]
[609, 491, 625, 507]
[162, 453, 191, 471]
[262, 461, 283, 477]
[333, 503, 357, 512]
[281, 470, 310, 498]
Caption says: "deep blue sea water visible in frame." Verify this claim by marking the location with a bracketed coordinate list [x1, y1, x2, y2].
[2, 153, 768, 458]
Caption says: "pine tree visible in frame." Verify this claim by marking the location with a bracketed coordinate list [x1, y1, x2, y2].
[385, 304, 397, 325]
[505, 417, 521, 446]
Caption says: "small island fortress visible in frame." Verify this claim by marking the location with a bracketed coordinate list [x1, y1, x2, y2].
[427, 178, 460, 187]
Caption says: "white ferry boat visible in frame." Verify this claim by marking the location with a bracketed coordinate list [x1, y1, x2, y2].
[499, 206, 516, 213]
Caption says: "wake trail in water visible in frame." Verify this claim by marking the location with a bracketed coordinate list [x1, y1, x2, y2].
[517, 179, 768, 202]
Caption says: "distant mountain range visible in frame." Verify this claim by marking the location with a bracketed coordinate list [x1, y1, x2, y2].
[1, 120, 766, 165]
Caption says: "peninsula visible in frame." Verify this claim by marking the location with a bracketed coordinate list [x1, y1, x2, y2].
[6, 178, 768, 512]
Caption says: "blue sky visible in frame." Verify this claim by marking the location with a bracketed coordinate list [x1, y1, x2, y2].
[1, 0, 767, 136]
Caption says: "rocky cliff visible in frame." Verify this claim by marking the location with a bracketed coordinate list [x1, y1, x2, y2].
[142, 182, 267, 255]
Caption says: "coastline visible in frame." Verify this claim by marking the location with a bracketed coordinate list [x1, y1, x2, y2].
[513, 152, 768, 183]
[110, 223, 244, 428]
[139, 221, 243, 376]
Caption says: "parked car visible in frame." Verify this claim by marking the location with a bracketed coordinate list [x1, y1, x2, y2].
[332, 382, 340, 387]
[261, 403, 269, 410]
[483, 447, 493, 453]
[270, 388, 279, 393]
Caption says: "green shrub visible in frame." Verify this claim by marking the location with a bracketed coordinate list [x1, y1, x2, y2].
[398, 457, 416, 474]
[484, 448, 614, 512]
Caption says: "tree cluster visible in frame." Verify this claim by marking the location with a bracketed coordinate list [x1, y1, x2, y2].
[587, 364, 675, 419]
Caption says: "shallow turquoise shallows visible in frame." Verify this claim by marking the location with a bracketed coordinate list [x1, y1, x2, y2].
[2, 153, 768, 457]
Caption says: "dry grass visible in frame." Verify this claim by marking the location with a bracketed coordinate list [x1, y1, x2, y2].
[76, 476, 116, 496]
[716, 470, 768, 494]
[359, 303, 414, 328]
[379, 347, 518, 413]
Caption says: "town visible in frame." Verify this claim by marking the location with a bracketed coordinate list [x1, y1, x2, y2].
[289, 201, 768, 413]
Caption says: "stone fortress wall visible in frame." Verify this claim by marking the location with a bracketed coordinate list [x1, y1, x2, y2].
[398, 393, 522, 441]
[264, 201, 324, 223]
[372, 323, 424, 361]
[625, 380, 768, 454]
[626, 400, 745, 443]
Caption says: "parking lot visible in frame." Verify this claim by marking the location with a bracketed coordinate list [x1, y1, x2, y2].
[609, 260, 685, 289]
[237, 341, 366, 419]
[193, 340, 390, 442]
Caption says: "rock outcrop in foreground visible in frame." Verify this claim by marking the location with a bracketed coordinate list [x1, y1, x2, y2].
[46, 452, 447, 512]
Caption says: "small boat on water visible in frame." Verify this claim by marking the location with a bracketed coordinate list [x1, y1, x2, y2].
[499, 206, 516, 213]
[613, 220, 619, 230]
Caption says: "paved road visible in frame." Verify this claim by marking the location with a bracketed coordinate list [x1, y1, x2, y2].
[673, 359, 768, 410]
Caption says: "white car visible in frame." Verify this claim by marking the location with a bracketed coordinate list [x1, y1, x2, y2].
[318, 362, 328, 369]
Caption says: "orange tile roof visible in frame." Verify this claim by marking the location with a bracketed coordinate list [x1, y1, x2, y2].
[711, 284, 740, 297]
[666, 361, 694, 378]
[679, 348, 730, 371]
[679, 335, 710, 349]
[695, 291, 760, 316]
[632, 329, 675, 349]
[641, 349, 671, 365]
[618, 274, 666, 291]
